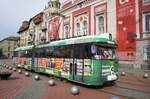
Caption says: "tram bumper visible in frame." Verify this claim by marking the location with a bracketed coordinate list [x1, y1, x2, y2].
[107, 74, 117, 81]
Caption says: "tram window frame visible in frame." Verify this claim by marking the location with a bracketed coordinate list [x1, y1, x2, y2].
[92, 43, 117, 60]
[74, 44, 92, 59]
[35, 48, 47, 58]
[65, 45, 74, 58]
[26, 50, 32, 57]
[14, 51, 18, 57]
[21, 50, 32, 58]
[51, 46, 67, 58]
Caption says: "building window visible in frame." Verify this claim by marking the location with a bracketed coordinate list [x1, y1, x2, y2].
[143, 0, 150, 4]
[76, 23, 80, 36]
[145, 14, 150, 31]
[143, 13, 150, 32]
[83, 20, 88, 35]
[96, 15, 105, 35]
[144, 45, 150, 60]
[64, 25, 69, 38]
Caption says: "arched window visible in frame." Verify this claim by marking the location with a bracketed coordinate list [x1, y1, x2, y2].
[97, 16, 104, 35]
[83, 20, 88, 35]
[76, 23, 80, 36]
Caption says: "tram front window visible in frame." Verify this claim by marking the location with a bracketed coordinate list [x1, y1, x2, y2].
[92, 45, 117, 60]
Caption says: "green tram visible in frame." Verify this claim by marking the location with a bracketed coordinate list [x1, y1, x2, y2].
[14, 34, 118, 86]
[14, 45, 33, 69]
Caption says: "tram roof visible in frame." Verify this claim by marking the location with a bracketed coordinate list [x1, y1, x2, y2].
[36, 35, 116, 48]
[14, 45, 33, 51]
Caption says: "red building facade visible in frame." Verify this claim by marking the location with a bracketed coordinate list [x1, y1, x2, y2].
[116, 0, 137, 61]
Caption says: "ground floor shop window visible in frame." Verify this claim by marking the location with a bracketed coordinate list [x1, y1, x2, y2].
[144, 45, 150, 60]
[143, 13, 150, 32]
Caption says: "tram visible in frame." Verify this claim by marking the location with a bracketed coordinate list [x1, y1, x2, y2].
[14, 33, 118, 86]
[14, 45, 33, 70]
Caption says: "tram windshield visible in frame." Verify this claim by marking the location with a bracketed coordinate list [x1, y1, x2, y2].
[91, 44, 117, 60]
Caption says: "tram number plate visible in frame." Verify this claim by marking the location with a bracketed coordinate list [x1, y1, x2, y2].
[107, 74, 117, 81]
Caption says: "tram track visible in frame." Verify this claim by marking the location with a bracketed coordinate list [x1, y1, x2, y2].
[121, 72, 150, 85]
[95, 82, 150, 99]
[115, 83, 150, 94]
[117, 80, 150, 87]
[96, 88, 135, 99]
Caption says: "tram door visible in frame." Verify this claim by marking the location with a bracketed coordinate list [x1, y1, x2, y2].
[69, 45, 84, 82]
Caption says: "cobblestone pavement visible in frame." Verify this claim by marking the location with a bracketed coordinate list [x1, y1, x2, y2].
[0, 70, 32, 99]
[15, 76, 48, 99]
[0, 59, 150, 99]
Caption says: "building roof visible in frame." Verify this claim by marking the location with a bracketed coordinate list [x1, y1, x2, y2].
[18, 21, 29, 33]
[18, 12, 44, 34]
[0, 36, 20, 42]
[32, 12, 44, 25]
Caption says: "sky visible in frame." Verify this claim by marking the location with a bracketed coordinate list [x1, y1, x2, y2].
[0, 0, 64, 40]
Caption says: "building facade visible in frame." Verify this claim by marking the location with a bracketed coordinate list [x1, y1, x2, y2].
[18, 21, 29, 46]
[18, 12, 47, 46]
[0, 37, 20, 59]
[135, 0, 150, 69]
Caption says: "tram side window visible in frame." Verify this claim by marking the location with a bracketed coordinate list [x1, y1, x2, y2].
[14, 51, 18, 57]
[25, 50, 32, 57]
[65, 46, 74, 58]
[19, 51, 25, 57]
[74, 44, 92, 59]
[51, 46, 66, 58]
[74, 45, 83, 59]
[84, 45, 92, 59]
[36, 48, 47, 58]
[46, 46, 73, 58]
[21, 50, 32, 58]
